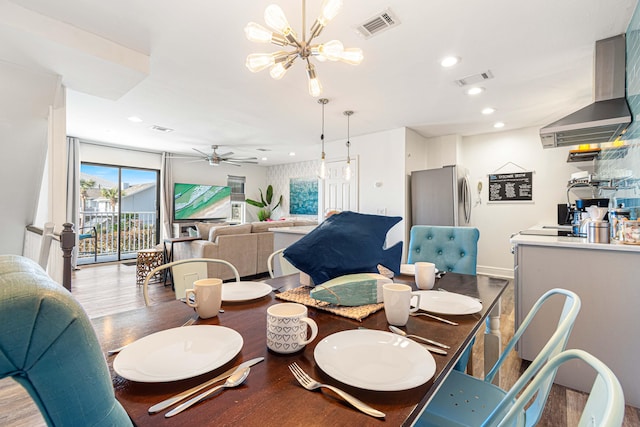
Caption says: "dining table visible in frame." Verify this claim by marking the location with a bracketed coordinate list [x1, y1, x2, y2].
[93, 272, 509, 426]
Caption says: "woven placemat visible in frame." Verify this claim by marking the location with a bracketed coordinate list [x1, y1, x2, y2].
[275, 286, 383, 322]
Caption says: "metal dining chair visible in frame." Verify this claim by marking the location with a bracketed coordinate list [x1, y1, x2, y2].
[407, 225, 480, 372]
[499, 349, 624, 427]
[413, 288, 581, 427]
[0, 255, 132, 426]
[142, 258, 240, 306]
[267, 248, 300, 278]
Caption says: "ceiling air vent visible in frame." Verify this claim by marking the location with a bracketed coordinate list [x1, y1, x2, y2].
[149, 125, 174, 133]
[454, 70, 494, 87]
[355, 8, 400, 39]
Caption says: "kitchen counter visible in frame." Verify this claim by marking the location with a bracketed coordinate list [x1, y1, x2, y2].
[511, 225, 640, 253]
[511, 226, 640, 408]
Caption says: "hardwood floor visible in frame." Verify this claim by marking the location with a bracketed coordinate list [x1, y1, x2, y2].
[1, 263, 639, 426]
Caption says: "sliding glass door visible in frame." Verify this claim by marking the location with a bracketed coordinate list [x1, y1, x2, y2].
[79, 163, 160, 264]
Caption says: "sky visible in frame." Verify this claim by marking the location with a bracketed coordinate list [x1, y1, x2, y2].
[81, 164, 157, 186]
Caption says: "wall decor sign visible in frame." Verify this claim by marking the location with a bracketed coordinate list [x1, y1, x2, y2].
[289, 177, 318, 215]
[488, 171, 533, 202]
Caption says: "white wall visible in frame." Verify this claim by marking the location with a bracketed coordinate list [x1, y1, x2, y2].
[460, 126, 582, 276]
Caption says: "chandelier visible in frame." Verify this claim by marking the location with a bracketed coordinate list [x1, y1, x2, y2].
[244, 0, 364, 97]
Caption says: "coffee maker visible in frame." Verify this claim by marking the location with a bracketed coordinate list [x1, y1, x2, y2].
[568, 198, 609, 237]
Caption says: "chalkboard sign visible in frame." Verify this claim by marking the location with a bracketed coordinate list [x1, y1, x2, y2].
[488, 172, 533, 202]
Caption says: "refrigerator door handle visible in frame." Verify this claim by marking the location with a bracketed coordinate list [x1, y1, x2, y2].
[462, 175, 472, 223]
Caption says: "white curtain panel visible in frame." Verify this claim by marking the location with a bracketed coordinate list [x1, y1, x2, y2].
[65, 136, 80, 268]
[161, 152, 173, 240]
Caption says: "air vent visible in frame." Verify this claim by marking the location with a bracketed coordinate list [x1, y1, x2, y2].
[355, 8, 400, 39]
[149, 125, 174, 133]
[256, 148, 271, 152]
[454, 70, 494, 87]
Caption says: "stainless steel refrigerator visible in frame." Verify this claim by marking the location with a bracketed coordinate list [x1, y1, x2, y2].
[410, 165, 472, 227]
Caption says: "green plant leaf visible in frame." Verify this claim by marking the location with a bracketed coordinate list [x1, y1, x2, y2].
[245, 199, 264, 208]
[265, 185, 273, 205]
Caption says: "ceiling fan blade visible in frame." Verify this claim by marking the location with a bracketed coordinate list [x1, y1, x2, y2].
[192, 148, 210, 158]
[217, 151, 234, 158]
[222, 160, 242, 167]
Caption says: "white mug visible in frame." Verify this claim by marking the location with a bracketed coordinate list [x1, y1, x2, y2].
[267, 303, 318, 354]
[415, 262, 436, 290]
[185, 278, 222, 319]
[383, 283, 422, 326]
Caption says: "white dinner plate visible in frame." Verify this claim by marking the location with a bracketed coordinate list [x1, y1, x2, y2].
[222, 281, 273, 302]
[400, 263, 439, 276]
[314, 329, 435, 391]
[413, 290, 482, 315]
[113, 325, 243, 382]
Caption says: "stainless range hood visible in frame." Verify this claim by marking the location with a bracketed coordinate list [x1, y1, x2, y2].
[540, 34, 631, 148]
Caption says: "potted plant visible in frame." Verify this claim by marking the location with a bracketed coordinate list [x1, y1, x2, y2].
[246, 185, 283, 221]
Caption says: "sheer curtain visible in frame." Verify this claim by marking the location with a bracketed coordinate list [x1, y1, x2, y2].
[66, 136, 80, 268]
[161, 152, 173, 240]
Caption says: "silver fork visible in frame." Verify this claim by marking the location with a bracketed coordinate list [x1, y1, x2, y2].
[107, 316, 196, 355]
[288, 363, 385, 418]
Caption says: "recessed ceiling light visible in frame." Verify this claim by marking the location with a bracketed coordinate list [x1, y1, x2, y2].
[289, 152, 296, 156]
[127, 116, 143, 123]
[494, 122, 505, 128]
[440, 56, 460, 68]
[261, 157, 268, 161]
[481, 107, 495, 115]
[466, 87, 485, 96]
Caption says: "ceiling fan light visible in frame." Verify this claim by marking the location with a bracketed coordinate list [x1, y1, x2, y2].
[338, 48, 363, 65]
[264, 4, 291, 34]
[246, 53, 276, 72]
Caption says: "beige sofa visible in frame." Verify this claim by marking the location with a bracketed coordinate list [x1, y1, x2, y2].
[173, 220, 317, 280]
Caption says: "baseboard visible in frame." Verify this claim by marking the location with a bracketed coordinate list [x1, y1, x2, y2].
[477, 265, 514, 279]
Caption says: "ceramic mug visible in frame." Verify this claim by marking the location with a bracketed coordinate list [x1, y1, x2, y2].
[415, 262, 436, 290]
[185, 278, 222, 319]
[383, 283, 422, 326]
[266, 303, 318, 354]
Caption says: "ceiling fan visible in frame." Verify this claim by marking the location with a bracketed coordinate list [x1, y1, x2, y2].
[191, 145, 258, 167]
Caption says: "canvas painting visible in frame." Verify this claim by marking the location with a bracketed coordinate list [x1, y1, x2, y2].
[289, 177, 318, 215]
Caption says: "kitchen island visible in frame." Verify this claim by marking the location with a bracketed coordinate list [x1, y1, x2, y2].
[510, 230, 640, 408]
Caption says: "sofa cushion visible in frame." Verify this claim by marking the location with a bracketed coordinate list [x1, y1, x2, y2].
[209, 224, 252, 241]
[250, 220, 295, 233]
[195, 222, 229, 239]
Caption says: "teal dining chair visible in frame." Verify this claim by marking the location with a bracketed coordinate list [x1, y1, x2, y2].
[0, 254, 132, 426]
[412, 288, 581, 427]
[407, 225, 480, 372]
[407, 225, 480, 275]
[499, 349, 624, 427]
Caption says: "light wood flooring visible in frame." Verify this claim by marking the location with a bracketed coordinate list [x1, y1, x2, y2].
[1, 262, 639, 426]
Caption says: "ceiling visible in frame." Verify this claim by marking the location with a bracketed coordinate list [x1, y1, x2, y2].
[1, 0, 638, 165]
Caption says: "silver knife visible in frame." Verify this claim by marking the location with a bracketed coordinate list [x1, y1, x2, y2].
[148, 357, 264, 414]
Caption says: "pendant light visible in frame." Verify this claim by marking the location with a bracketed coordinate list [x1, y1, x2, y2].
[343, 110, 353, 181]
[318, 98, 329, 179]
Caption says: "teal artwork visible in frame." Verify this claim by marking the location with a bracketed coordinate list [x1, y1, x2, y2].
[289, 177, 318, 215]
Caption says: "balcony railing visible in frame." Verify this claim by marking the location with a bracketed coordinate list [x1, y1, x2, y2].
[77, 211, 158, 261]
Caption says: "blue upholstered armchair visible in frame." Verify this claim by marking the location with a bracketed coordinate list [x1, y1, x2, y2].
[0, 255, 132, 426]
[407, 225, 480, 275]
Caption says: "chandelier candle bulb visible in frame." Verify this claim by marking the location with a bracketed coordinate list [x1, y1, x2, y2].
[264, 5, 291, 34]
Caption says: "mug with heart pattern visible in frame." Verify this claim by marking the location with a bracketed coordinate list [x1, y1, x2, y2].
[266, 303, 318, 354]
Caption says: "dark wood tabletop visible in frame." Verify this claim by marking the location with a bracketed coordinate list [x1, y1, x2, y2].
[93, 273, 509, 427]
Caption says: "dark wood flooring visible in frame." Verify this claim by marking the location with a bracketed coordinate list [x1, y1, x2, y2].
[1, 262, 639, 426]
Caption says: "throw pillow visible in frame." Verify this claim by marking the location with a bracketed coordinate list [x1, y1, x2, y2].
[283, 211, 403, 285]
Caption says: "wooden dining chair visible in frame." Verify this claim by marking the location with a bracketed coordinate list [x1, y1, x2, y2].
[142, 258, 240, 306]
[413, 288, 581, 427]
[0, 255, 132, 426]
[498, 349, 624, 427]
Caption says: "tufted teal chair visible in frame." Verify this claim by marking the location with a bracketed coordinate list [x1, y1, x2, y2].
[407, 225, 480, 275]
[0, 255, 132, 426]
[407, 225, 480, 372]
